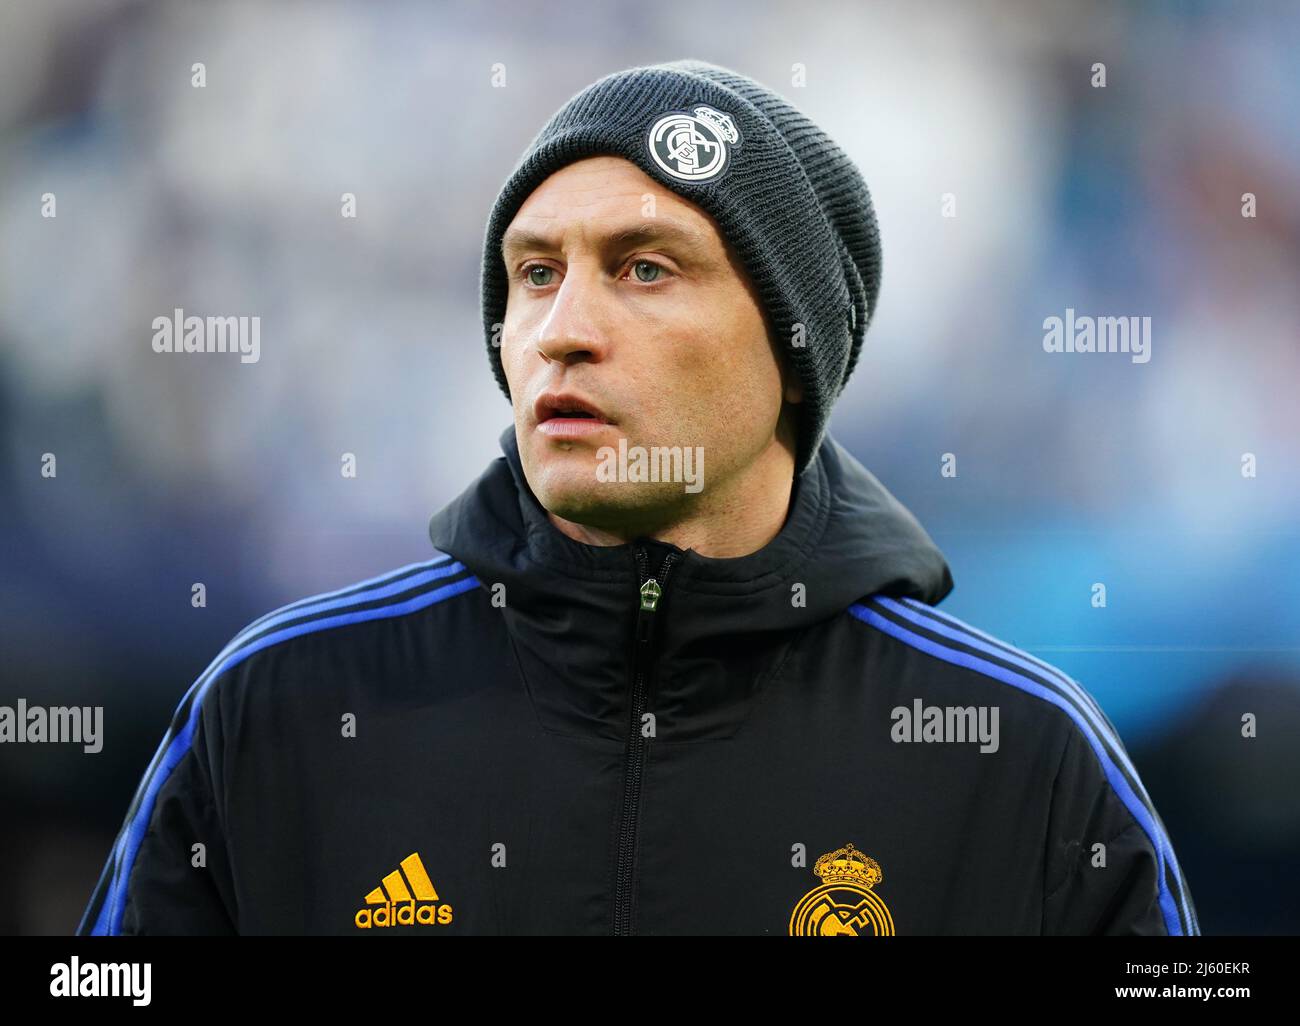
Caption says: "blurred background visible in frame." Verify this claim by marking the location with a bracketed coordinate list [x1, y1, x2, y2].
[1, 0, 1296, 935]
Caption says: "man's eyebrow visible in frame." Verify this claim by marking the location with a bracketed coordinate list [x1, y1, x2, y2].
[606, 221, 709, 250]
[501, 220, 710, 261]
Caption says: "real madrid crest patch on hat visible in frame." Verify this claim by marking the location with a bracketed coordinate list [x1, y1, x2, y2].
[645, 103, 742, 183]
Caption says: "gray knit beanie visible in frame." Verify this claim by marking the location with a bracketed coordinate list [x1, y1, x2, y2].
[480, 58, 882, 477]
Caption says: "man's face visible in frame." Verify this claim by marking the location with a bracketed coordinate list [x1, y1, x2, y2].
[499, 155, 800, 533]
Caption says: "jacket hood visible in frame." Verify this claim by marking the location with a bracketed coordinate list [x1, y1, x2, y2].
[428, 424, 952, 741]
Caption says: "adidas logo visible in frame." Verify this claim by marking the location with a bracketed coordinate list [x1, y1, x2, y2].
[355, 852, 454, 929]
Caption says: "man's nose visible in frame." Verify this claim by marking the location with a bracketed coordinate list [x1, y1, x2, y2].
[534, 267, 609, 368]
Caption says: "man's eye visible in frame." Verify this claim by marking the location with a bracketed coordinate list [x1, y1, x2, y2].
[629, 259, 666, 284]
[525, 265, 555, 287]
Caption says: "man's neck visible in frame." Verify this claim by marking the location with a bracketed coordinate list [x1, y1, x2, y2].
[546, 436, 797, 558]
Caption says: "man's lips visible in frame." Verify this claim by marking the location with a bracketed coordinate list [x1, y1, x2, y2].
[534, 392, 614, 439]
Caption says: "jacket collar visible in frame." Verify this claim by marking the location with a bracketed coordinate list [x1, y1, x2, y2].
[428, 425, 953, 742]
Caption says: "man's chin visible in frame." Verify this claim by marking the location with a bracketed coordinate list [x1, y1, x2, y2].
[525, 446, 600, 497]
[522, 435, 695, 525]
[533, 478, 637, 524]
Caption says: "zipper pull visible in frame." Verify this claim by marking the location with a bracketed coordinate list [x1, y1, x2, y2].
[634, 544, 679, 613]
[639, 578, 663, 612]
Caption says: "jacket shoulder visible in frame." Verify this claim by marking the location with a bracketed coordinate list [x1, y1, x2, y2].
[846, 593, 1199, 934]
[161, 550, 481, 768]
[206, 550, 481, 690]
[846, 593, 1109, 734]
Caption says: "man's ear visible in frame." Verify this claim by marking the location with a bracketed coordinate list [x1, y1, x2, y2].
[784, 378, 804, 404]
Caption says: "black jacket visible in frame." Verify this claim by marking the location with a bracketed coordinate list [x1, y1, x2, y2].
[78, 426, 1199, 936]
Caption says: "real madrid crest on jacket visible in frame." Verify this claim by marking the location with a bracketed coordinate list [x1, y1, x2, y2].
[78, 425, 1199, 936]
[790, 844, 894, 937]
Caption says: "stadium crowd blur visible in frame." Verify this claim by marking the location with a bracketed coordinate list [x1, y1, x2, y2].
[1, 0, 1297, 934]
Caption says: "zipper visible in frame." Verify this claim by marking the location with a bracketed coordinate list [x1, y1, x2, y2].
[611, 541, 680, 936]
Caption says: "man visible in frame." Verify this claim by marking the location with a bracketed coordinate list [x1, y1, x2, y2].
[78, 59, 1198, 936]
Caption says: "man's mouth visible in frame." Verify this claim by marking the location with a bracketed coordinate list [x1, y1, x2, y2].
[534, 393, 614, 435]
